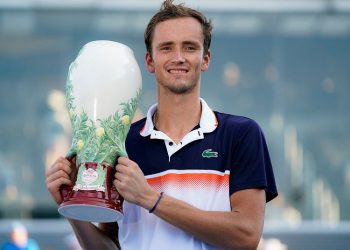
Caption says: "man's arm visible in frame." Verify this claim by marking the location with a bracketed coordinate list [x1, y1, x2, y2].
[115, 157, 266, 250]
[68, 220, 120, 250]
[152, 189, 265, 250]
[46, 157, 119, 250]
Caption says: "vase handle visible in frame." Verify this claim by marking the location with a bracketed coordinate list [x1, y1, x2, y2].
[59, 155, 77, 203]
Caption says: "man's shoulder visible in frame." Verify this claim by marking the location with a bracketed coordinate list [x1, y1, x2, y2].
[130, 117, 147, 129]
[127, 117, 147, 137]
[214, 111, 260, 130]
[213, 111, 264, 142]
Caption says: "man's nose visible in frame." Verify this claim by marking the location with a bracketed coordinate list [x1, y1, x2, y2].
[171, 49, 185, 63]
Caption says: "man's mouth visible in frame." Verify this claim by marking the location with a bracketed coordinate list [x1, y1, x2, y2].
[168, 69, 188, 74]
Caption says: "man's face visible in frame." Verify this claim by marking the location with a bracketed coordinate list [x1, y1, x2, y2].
[146, 17, 210, 95]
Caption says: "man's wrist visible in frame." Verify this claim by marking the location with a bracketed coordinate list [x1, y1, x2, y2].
[138, 188, 160, 211]
[149, 192, 164, 213]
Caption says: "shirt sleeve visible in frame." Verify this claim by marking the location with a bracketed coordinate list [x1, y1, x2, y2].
[229, 119, 278, 202]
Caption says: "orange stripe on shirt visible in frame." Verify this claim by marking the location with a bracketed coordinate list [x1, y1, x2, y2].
[147, 172, 229, 191]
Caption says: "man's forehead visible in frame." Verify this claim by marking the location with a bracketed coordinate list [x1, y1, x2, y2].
[152, 17, 204, 44]
[154, 17, 202, 31]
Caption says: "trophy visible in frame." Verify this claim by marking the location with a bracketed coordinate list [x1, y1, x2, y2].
[58, 40, 142, 222]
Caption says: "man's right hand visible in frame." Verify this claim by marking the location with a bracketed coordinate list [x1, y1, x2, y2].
[46, 156, 77, 205]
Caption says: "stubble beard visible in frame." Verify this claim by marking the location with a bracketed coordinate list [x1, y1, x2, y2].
[166, 81, 196, 94]
[159, 75, 199, 95]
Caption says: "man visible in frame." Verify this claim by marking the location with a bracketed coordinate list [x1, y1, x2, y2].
[1, 222, 40, 250]
[46, 0, 277, 249]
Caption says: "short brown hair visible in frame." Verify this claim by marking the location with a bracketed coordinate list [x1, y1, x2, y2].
[144, 0, 212, 57]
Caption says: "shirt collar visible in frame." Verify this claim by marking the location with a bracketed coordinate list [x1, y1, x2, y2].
[139, 98, 218, 137]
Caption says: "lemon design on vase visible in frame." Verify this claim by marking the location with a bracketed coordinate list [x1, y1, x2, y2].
[66, 79, 141, 191]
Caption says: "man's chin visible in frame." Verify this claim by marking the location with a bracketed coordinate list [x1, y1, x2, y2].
[167, 83, 196, 95]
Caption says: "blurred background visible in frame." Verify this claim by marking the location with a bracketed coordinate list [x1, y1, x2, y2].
[0, 0, 349, 249]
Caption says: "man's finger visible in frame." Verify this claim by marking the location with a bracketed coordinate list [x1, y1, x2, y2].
[47, 177, 73, 193]
[46, 169, 71, 184]
[117, 156, 133, 166]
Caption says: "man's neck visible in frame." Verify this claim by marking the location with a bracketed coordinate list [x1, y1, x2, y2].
[155, 93, 201, 144]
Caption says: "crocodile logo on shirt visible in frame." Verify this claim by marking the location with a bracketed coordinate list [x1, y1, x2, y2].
[202, 149, 218, 158]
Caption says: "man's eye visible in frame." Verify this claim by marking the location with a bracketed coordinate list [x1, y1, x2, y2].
[185, 46, 196, 51]
[160, 47, 171, 51]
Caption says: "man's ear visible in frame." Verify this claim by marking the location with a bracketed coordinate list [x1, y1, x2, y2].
[201, 50, 211, 72]
[145, 52, 155, 73]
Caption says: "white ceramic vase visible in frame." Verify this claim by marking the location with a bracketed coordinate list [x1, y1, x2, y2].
[58, 40, 142, 222]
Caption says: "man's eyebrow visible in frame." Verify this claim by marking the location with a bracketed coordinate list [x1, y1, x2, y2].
[157, 41, 174, 48]
[183, 41, 201, 46]
[157, 40, 201, 48]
